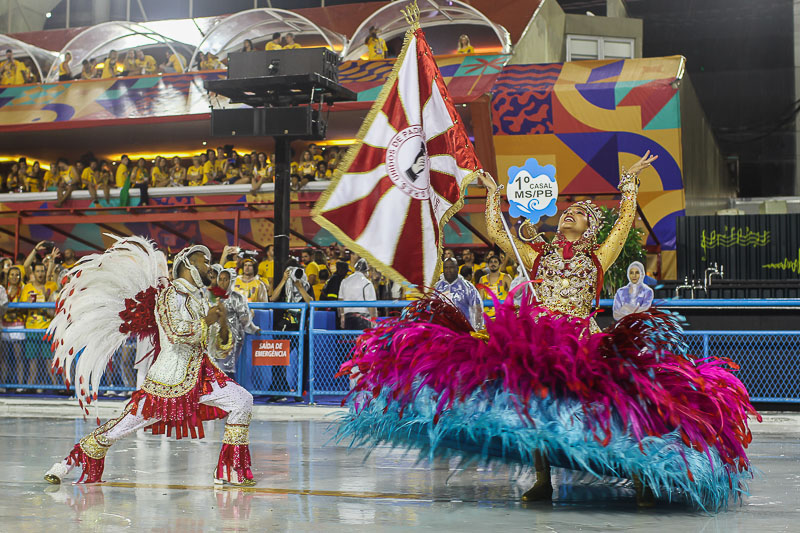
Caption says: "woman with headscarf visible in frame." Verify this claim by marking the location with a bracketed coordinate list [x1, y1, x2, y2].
[612, 261, 654, 321]
[208, 266, 260, 377]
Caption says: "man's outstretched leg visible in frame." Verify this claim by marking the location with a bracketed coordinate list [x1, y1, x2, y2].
[45, 402, 155, 484]
[199, 380, 255, 486]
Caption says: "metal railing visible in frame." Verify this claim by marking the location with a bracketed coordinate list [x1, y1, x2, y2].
[2, 300, 799, 404]
[308, 301, 410, 403]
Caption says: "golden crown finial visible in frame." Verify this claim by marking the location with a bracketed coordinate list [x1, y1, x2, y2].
[402, 0, 421, 29]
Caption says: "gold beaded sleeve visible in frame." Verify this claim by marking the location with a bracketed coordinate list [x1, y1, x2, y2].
[484, 188, 538, 272]
[595, 171, 638, 272]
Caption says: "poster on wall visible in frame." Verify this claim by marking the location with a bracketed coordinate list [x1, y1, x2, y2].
[676, 214, 800, 280]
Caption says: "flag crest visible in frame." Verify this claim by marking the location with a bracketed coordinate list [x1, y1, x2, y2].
[312, 26, 483, 288]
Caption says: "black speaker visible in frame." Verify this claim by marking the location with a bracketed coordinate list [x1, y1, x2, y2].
[228, 49, 339, 82]
[263, 106, 326, 139]
[211, 108, 263, 137]
[212, 107, 326, 139]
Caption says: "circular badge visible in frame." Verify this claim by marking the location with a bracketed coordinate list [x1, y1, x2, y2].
[506, 158, 559, 223]
[386, 125, 430, 200]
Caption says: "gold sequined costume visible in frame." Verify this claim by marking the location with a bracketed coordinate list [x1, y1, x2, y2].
[485, 171, 638, 332]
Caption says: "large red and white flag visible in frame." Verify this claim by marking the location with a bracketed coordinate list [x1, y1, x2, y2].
[312, 23, 483, 289]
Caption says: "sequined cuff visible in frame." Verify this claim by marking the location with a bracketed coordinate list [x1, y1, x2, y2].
[619, 171, 638, 193]
[222, 423, 250, 446]
[79, 433, 110, 460]
[216, 326, 234, 352]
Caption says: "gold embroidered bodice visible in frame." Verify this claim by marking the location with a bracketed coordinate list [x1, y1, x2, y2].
[534, 251, 598, 319]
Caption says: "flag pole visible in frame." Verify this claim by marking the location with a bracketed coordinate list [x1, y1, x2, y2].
[480, 170, 530, 281]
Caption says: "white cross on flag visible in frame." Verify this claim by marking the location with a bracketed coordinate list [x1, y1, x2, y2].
[312, 27, 483, 289]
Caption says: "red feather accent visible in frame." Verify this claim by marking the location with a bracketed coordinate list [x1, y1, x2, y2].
[118, 283, 166, 364]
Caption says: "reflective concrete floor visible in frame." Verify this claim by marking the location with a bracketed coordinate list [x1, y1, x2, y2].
[1, 417, 798, 532]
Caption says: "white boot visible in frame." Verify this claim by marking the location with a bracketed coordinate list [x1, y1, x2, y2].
[44, 461, 71, 484]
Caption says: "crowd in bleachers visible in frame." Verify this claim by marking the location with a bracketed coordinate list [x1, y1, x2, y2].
[0, 143, 348, 201]
[1, 28, 478, 87]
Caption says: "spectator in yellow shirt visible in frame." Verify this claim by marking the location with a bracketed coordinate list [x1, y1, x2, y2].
[80, 160, 96, 190]
[315, 161, 332, 180]
[187, 156, 205, 186]
[115, 155, 130, 187]
[42, 161, 59, 191]
[309, 143, 324, 162]
[90, 161, 113, 203]
[233, 259, 270, 302]
[1, 50, 31, 85]
[258, 244, 274, 286]
[265, 33, 283, 50]
[100, 50, 123, 78]
[457, 35, 474, 54]
[134, 49, 157, 75]
[122, 50, 137, 75]
[161, 51, 186, 73]
[21, 261, 58, 388]
[58, 52, 73, 81]
[365, 27, 388, 60]
[301, 249, 325, 288]
[204, 149, 222, 183]
[131, 158, 150, 186]
[55, 158, 81, 207]
[79, 59, 94, 80]
[283, 33, 300, 49]
[25, 161, 42, 192]
[151, 156, 170, 187]
[199, 52, 222, 70]
[169, 156, 187, 186]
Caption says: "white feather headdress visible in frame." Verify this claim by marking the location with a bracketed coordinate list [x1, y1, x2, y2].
[47, 234, 168, 418]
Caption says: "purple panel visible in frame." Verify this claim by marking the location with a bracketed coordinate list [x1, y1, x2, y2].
[575, 81, 617, 110]
[587, 60, 624, 83]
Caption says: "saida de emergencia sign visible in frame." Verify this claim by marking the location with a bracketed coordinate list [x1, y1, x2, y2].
[505, 158, 558, 224]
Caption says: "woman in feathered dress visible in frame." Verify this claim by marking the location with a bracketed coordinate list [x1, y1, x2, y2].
[335, 151, 760, 510]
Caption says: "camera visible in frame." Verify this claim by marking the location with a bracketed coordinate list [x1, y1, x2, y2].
[237, 249, 258, 259]
[39, 241, 55, 256]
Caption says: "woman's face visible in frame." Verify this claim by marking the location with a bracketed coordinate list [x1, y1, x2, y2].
[302, 151, 311, 162]
[172, 157, 180, 166]
[258, 153, 266, 163]
[629, 267, 641, 284]
[218, 272, 231, 291]
[8, 269, 20, 285]
[558, 205, 590, 235]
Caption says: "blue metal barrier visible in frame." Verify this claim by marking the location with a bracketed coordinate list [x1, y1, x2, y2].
[1, 302, 137, 394]
[683, 331, 800, 403]
[237, 302, 306, 398]
[308, 301, 410, 402]
[3, 300, 800, 405]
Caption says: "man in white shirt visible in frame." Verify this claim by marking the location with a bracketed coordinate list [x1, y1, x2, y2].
[338, 258, 377, 330]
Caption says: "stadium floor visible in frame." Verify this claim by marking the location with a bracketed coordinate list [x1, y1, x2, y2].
[1, 415, 797, 532]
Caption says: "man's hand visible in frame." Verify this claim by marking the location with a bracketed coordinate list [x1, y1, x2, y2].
[204, 305, 222, 326]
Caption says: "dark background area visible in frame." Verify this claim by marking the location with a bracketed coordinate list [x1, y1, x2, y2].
[558, 0, 796, 197]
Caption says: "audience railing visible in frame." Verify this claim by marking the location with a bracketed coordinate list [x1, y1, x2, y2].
[2, 300, 799, 404]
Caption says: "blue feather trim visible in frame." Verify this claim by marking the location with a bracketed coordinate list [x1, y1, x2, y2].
[335, 387, 753, 512]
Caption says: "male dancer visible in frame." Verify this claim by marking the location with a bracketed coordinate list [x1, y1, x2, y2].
[45, 242, 255, 486]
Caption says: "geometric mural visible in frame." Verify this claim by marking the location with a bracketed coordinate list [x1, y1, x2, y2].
[491, 56, 686, 251]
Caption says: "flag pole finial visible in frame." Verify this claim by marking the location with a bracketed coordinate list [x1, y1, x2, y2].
[402, 0, 421, 30]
